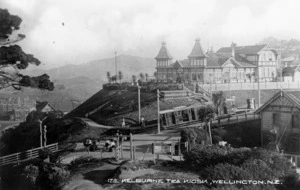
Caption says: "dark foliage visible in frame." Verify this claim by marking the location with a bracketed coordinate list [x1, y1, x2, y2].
[0, 9, 22, 39]
[18, 74, 54, 90]
[212, 119, 261, 148]
[38, 148, 52, 160]
[0, 9, 54, 91]
[35, 162, 70, 190]
[278, 174, 300, 190]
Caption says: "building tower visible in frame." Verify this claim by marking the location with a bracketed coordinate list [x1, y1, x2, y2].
[188, 38, 207, 67]
[155, 41, 173, 81]
[155, 41, 173, 68]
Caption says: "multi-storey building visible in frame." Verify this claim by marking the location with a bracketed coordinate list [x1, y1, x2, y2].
[155, 39, 279, 83]
[0, 97, 36, 121]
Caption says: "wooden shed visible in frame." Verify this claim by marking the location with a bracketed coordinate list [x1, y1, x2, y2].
[255, 90, 300, 155]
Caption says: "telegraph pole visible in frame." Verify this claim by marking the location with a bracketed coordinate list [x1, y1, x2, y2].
[115, 51, 118, 82]
[138, 85, 141, 123]
[39, 120, 43, 147]
[157, 89, 160, 134]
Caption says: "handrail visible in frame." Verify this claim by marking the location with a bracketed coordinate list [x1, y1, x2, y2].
[0, 143, 59, 166]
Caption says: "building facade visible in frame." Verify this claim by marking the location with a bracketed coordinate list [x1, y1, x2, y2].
[156, 39, 279, 83]
[0, 97, 36, 121]
[255, 90, 300, 155]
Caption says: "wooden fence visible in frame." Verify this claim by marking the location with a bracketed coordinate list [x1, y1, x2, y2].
[0, 143, 59, 167]
[214, 111, 259, 127]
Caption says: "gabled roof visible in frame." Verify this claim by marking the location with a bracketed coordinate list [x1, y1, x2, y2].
[205, 52, 256, 68]
[155, 41, 173, 59]
[255, 90, 300, 114]
[36, 101, 56, 112]
[173, 60, 183, 69]
[188, 39, 207, 58]
[217, 44, 267, 55]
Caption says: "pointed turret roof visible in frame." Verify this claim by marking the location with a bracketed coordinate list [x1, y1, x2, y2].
[188, 38, 207, 58]
[155, 41, 173, 59]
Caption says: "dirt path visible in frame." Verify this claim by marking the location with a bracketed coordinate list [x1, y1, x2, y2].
[63, 163, 119, 190]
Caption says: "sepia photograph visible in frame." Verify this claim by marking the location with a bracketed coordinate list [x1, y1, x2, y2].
[0, 0, 300, 189]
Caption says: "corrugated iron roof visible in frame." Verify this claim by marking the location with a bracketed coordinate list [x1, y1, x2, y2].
[217, 44, 266, 55]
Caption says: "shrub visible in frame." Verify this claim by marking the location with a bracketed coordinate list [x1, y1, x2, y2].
[183, 145, 228, 169]
[36, 163, 70, 190]
[241, 159, 274, 180]
[183, 145, 252, 170]
[212, 135, 222, 144]
[250, 148, 291, 177]
[200, 163, 252, 182]
[226, 148, 251, 166]
[38, 148, 52, 160]
[22, 164, 39, 185]
[278, 174, 300, 190]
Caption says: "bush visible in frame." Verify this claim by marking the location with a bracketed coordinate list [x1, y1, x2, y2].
[38, 148, 52, 160]
[36, 163, 70, 190]
[250, 148, 291, 177]
[241, 159, 274, 180]
[183, 145, 251, 170]
[201, 163, 252, 181]
[278, 174, 300, 190]
[22, 164, 39, 185]
[183, 145, 228, 169]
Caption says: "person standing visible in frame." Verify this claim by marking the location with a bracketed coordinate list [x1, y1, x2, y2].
[141, 116, 145, 128]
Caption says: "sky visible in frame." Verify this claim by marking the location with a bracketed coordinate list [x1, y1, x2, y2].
[2, 0, 300, 69]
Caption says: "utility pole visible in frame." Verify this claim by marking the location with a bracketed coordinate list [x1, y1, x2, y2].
[115, 51, 118, 82]
[38, 117, 48, 148]
[43, 125, 47, 147]
[39, 120, 43, 147]
[258, 75, 260, 108]
[157, 89, 160, 134]
[138, 84, 141, 123]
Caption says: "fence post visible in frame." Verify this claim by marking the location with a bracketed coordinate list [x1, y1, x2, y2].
[30, 149, 33, 159]
[133, 146, 136, 160]
[121, 136, 124, 159]
[130, 133, 133, 160]
[178, 139, 181, 161]
[228, 116, 230, 124]
[245, 111, 248, 120]
[152, 143, 156, 164]
[17, 154, 19, 165]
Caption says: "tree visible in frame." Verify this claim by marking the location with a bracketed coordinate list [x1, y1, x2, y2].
[106, 71, 111, 83]
[139, 73, 145, 86]
[145, 73, 149, 82]
[212, 91, 226, 115]
[118, 71, 123, 83]
[132, 75, 137, 84]
[153, 71, 158, 82]
[0, 9, 54, 91]
[139, 73, 145, 81]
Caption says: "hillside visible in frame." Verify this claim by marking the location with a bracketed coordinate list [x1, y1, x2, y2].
[66, 87, 204, 126]
[24, 54, 156, 82]
[4, 55, 156, 112]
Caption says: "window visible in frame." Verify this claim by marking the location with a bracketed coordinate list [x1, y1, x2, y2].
[273, 113, 280, 126]
[292, 115, 300, 128]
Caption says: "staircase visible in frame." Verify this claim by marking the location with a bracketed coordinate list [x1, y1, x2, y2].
[160, 85, 210, 102]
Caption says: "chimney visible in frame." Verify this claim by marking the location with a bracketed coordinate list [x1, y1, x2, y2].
[231, 42, 236, 58]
